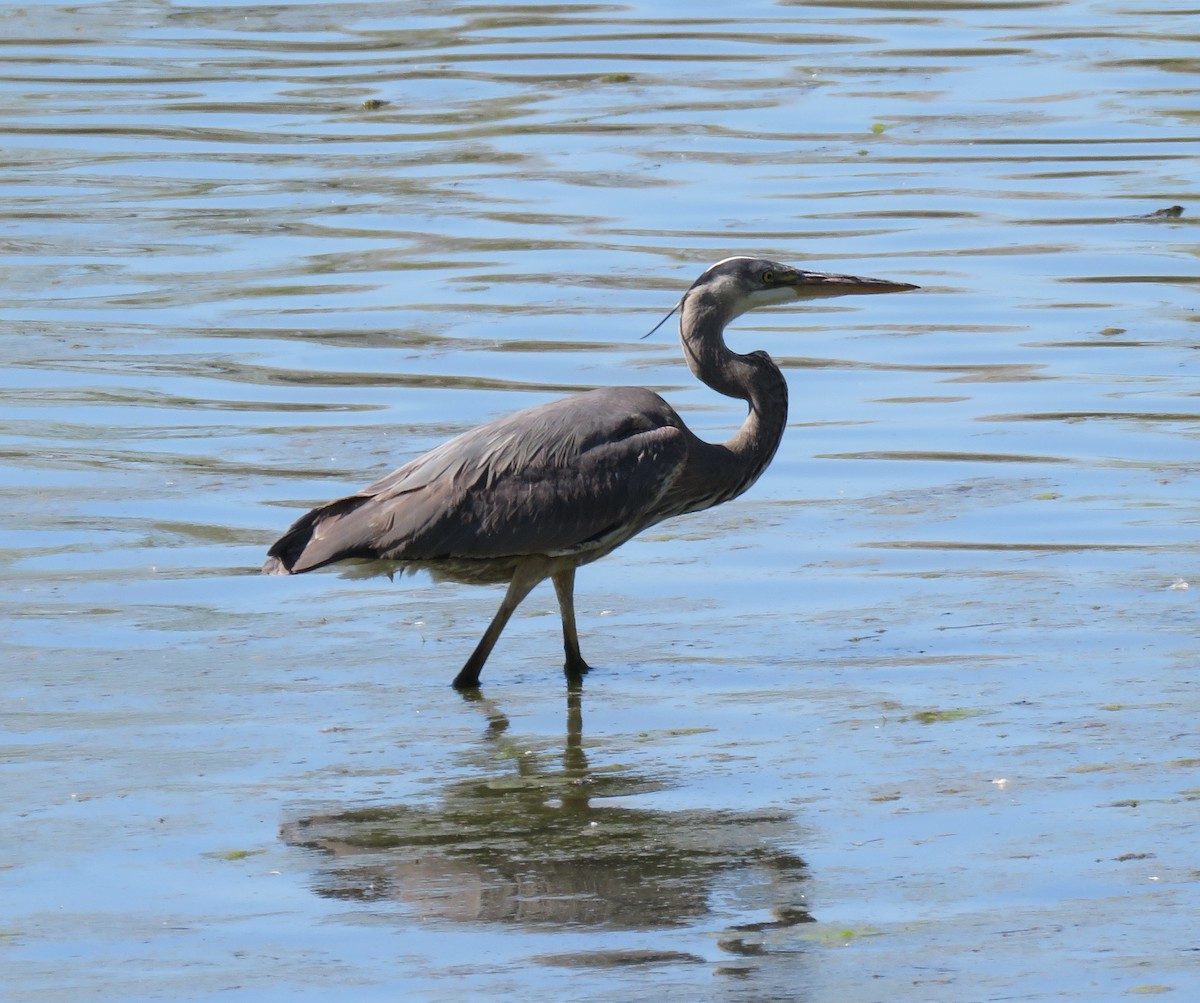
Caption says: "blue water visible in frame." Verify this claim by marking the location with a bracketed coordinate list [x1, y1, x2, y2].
[2, 1, 1198, 1000]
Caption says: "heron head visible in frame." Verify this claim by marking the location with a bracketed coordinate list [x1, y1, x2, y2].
[688, 256, 918, 320]
[643, 256, 917, 340]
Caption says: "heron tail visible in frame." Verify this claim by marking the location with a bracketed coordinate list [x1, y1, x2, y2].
[262, 554, 291, 575]
[262, 494, 375, 575]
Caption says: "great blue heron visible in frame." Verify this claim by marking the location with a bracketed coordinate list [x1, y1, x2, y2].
[264, 256, 917, 689]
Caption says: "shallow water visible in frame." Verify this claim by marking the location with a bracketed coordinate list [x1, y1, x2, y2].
[2, 0, 1198, 1000]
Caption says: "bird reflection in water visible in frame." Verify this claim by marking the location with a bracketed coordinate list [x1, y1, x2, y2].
[281, 686, 814, 956]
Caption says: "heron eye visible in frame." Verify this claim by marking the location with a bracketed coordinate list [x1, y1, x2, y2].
[761, 269, 776, 284]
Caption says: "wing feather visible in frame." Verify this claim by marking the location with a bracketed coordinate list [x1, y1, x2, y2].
[268, 388, 690, 574]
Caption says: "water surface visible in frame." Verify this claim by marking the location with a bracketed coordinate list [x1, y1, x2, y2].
[2, 1, 1198, 1000]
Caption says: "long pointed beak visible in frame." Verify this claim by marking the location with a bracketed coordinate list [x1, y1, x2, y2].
[789, 269, 919, 299]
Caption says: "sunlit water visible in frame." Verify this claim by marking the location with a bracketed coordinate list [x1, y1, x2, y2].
[2, 1, 1197, 1000]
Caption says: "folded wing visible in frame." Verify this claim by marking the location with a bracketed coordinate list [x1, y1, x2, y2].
[265, 387, 690, 574]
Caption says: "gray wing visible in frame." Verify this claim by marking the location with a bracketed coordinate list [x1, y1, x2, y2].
[269, 387, 690, 573]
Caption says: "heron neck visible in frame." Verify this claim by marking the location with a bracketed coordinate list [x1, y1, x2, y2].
[678, 293, 790, 505]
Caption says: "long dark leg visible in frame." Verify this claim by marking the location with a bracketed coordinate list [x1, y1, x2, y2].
[452, 564, 545, 690]
[551, 567, 591, 680]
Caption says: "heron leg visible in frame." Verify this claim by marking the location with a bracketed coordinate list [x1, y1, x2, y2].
[452, 563, 545, 690]
[551, 567, 592, 680]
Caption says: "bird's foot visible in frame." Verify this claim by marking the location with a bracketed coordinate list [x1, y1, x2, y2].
[563, 654, 592, 681]
[452, 667, 482, 690]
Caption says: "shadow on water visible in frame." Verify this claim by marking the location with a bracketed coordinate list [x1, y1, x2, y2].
[281, 687, 813, 972]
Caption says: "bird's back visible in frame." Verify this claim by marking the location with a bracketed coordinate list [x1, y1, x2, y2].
[265, 387, 692, 575]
